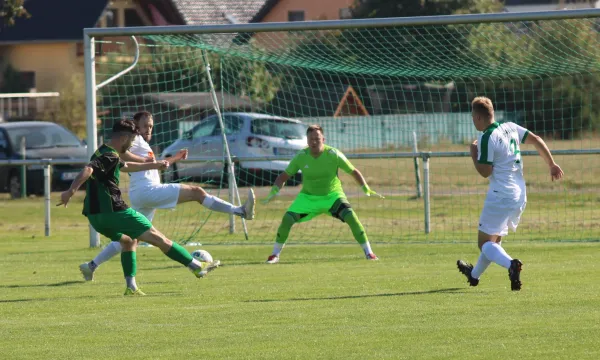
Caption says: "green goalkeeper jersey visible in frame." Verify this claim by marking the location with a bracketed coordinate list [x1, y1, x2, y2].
[284, 145, 355, 196]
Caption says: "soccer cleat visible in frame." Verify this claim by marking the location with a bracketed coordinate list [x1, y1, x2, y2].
[242, 188, 256, 220]
[79, 262, 95, 282]
[366, 253, 379, 260]
[457, 260, 479, 287]
[508, 259, 523, 291]
[124, 288, 146, 296]
[266, 255, 279, 264]
[193, 260, 221, 278]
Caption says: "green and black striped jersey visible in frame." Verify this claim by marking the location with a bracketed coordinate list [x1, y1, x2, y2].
[82, 144, 128, 216]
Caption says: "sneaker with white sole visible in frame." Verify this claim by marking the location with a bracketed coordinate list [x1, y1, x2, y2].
[366, 253, 379, 260]
[242, 188, 256, 220]
[266, 255, 279, 264]
[124, 288, 146, 296]
[79, 262, 95, 281]
[193, 260, 221, 278]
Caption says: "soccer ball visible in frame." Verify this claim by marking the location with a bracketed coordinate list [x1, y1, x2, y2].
[191, 249, 213, 263]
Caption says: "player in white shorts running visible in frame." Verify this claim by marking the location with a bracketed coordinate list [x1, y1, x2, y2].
[79, 111, 256, 281]
[457, 96, 564, 291]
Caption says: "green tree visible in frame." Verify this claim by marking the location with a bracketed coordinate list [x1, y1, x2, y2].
[1, 0, 29, 27]
[42, 74, 87, 137]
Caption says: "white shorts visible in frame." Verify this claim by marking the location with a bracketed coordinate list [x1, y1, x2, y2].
[479, 193, 527, 237]
[129, 184, 181, 222]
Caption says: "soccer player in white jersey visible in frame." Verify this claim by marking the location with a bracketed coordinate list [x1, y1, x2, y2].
[79, 111, 255, 281]
[457, 97, 564, 291]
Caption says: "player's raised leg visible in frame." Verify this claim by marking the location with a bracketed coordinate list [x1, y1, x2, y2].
[178, 184, 255, 220]
[137, 226, 221, 278]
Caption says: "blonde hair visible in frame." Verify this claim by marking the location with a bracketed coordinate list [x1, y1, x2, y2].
[306, 124, 324, 136]
[471, 97, 494, 120]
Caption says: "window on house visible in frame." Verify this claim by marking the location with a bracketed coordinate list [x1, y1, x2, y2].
[288, 11, 305, 22]
[105, 8, 118, 27]
[125, 9, 145, 27]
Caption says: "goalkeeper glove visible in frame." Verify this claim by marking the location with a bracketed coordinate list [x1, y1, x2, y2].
[262, 185, 280, 204]
[362, 184, 384, 199]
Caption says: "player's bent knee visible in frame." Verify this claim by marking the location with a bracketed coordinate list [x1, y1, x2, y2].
[329, 200, 353, 222]
[283, 212, 303, 224]
[119, 235, 136, 251]
[138, 227, 172, 251]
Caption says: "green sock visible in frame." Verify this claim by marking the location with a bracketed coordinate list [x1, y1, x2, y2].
[343, 211, 368, 244]
[275, 212, 298, 244]
[121, 251, 137, 277]
[166, 242, 194, 266]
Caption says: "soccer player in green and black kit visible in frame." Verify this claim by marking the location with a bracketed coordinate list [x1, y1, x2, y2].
[58, 119, 220, 295]
[262, 124, 383, 263]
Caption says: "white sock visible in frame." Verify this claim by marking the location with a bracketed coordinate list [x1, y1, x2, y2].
[272, 242, 284, 256]
[93, 241, 122, 267]
[125, 276, 137, 290]
[202, 195, 243, 216]
[361, 242, 373, 255]
[481, 241, 512, 269]
[471, 251, 492, 279]
[187, 258, 202, 271]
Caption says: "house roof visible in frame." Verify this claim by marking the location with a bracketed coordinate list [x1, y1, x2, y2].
[172, 0, 269, 25]
[0, 0, 109, 44]
[249, 0, 280, 23]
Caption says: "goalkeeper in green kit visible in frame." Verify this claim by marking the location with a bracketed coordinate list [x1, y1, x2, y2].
[262, 124, 383, 263]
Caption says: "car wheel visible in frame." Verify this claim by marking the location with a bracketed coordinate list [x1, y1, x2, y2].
[8, 172, 21, 199]
[162, 163, 179, 183]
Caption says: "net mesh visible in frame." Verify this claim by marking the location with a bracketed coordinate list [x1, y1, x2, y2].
[95, 15, 600, 244]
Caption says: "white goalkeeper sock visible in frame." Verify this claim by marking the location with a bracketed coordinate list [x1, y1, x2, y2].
[471, 251, 492, 279]
[202, 195, 243, 215]
[481, 241, 512, 269]
[93, 241, 122, 267]
[272, 242, 285, 256]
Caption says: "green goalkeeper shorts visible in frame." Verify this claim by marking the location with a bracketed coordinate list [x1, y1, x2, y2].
[87, 208, 153, 242]
[288, 191, 350, 223]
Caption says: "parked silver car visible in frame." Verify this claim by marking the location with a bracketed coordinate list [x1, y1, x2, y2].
[161, 112, 307, 186]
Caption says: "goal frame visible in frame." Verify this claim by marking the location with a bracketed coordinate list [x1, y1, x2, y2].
[83, 8, 600, 247]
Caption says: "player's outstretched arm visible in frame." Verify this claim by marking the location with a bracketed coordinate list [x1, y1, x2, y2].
[523, 132, 564, 181]
[351, 169, 384, 198]
[121, 160, 169, 173]
[57, 166, 93, 207]
[120, 150, 149, 163]
[165, 149, 188, 164]
[262, 172, 290, 204]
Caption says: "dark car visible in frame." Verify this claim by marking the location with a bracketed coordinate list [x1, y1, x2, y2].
[0, 121, 88, 198]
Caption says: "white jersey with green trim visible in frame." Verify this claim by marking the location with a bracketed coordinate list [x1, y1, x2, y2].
[128, 135, 161, 194]
[477, 121, 530, 200]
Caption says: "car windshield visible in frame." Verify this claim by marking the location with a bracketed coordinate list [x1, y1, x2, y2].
[6, 124, 82, 149]
[251, 118, 305, 139]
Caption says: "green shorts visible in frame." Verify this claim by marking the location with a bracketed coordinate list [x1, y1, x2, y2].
[288, 191, 351, 223]
[87, 208, 152, 242]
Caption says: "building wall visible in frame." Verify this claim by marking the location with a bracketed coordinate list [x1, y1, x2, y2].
[261, 0, 354, 22]
[1, 42, 81, 92]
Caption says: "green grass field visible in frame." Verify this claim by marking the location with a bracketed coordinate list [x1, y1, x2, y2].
[1, 138, 599, 359]
[2, 236, 600, 359]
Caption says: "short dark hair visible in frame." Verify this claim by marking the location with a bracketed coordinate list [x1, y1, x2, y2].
[307, 124, 324, 136]
[133, 111, 152, 123]
[112, 119, 138, 135]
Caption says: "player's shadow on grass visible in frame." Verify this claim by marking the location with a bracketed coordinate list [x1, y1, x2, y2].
[0, 280, 83, 289]
[245, 287, 464, 303]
